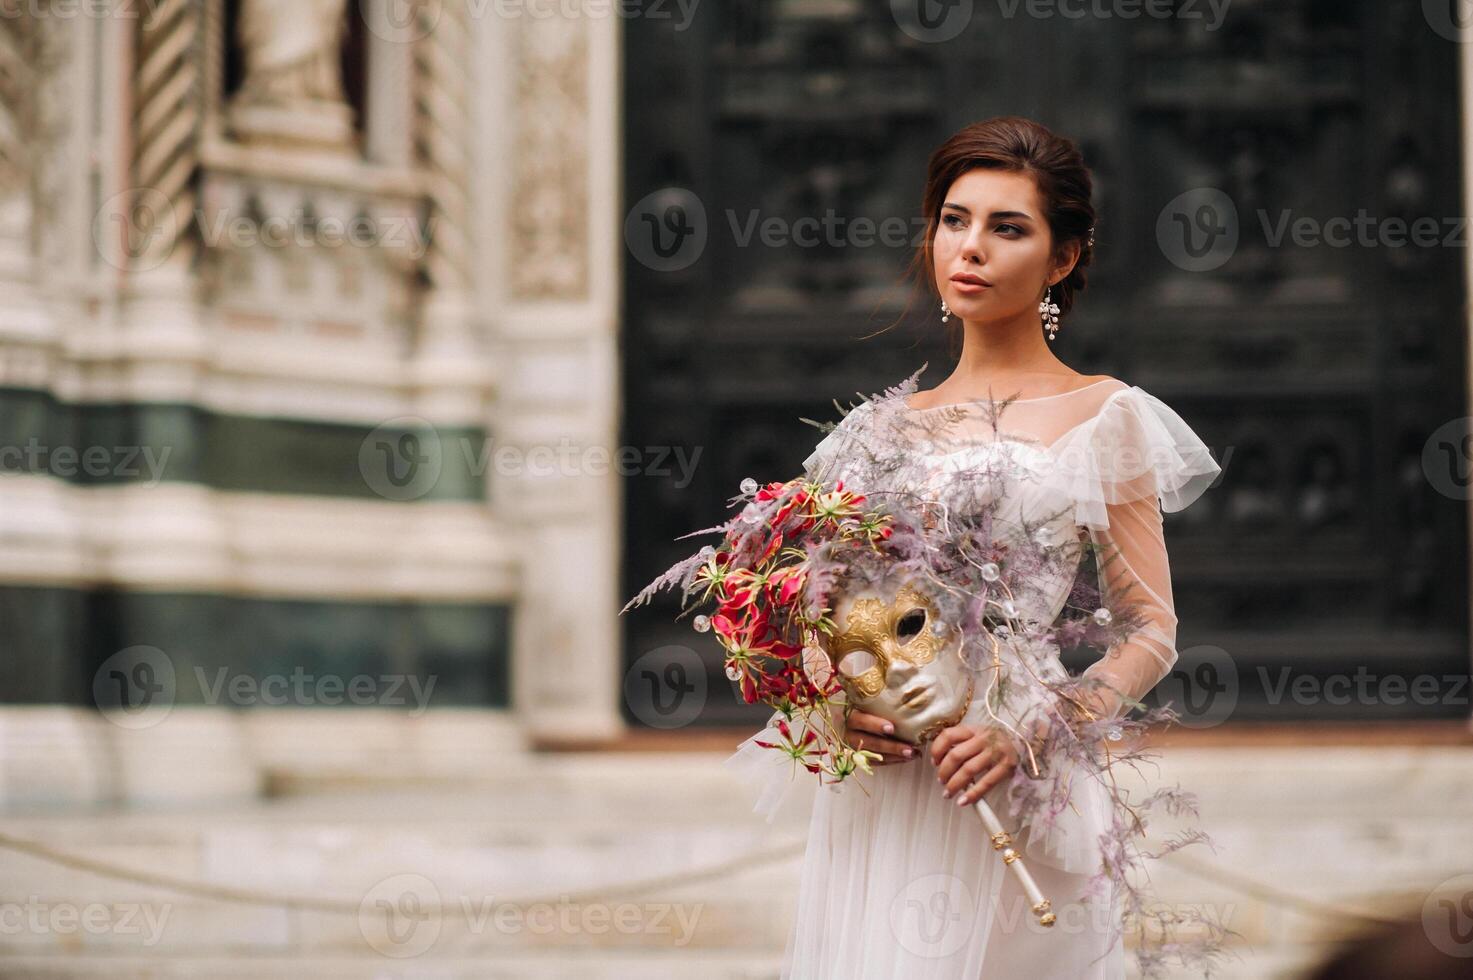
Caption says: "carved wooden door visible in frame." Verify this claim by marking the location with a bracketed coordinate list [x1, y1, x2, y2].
[621, 2, 1469, 727]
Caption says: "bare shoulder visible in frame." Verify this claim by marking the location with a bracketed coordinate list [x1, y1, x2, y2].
[1082, 373, 1131, 392]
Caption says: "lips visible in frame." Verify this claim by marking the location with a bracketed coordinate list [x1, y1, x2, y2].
[899, 684, 932, 707]
[951, 273, 992, 287]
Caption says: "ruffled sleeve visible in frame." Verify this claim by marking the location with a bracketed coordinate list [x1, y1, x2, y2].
[801, 399, 876, 481]
[1044, 385, 1220, 532]
[1043, 387, 1222, 720]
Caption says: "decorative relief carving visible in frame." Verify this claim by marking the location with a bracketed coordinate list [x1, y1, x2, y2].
[0, 11, 36, 232]
[510, 21, 589, 301]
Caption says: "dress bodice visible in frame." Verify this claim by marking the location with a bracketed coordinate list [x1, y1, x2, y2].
[801, 381, 1128, 631]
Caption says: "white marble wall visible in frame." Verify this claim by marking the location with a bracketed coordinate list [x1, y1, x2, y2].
[0, 1, 628, 786]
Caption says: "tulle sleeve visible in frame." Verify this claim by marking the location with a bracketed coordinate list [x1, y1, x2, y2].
[801, 399, 875, 481]
[1044, 387, 1221, 719]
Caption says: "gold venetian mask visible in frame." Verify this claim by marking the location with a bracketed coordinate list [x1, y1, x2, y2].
[819, 580, 974, 746]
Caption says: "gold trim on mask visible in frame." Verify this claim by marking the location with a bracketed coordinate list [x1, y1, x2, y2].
[826, 584, 945, 696]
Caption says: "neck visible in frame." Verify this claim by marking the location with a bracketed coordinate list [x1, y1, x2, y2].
[947, 307, 1066, 387]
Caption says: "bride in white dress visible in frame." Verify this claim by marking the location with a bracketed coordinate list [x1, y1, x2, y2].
[721, 117, 1226, 978]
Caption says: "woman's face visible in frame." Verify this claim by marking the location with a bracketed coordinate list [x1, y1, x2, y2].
[931, 168, 1071, 326]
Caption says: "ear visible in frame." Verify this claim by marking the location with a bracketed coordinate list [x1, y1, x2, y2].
[1051, 238, 1082, 284]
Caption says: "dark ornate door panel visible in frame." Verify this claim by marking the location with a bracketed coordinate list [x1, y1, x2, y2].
[621, 2, 1469, 727]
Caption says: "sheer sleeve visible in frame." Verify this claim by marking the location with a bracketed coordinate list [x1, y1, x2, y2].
[801, 399, 874, 482]
[1044, 386, 1221, 721]
[1079, 492, 1178, 719]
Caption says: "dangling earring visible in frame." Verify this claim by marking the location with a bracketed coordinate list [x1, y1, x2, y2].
[940, 299, 950, 323]
[1039, 285, 1060, 341]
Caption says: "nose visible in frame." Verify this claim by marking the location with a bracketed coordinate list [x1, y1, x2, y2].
[961, 224, 986, 265]
[884, 649, 918, 685]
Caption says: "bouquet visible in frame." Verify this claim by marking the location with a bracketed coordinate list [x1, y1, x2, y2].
[622, 470, 1148, 789]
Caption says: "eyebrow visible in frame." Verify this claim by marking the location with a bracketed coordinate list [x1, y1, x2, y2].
[941, 203, 1034, 221]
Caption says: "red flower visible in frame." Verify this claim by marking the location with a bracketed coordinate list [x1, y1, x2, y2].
[769, 565, 807, 605]
[756, 530, 785, 566]
[753, 717, 823, 770]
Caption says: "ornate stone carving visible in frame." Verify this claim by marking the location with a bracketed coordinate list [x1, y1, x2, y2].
[0, 13, 35, 213]
[510, 21, 588, 300]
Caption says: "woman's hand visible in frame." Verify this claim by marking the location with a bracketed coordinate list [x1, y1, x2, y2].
[930, 722, 1020, 805]
[841, 709, 917, 765]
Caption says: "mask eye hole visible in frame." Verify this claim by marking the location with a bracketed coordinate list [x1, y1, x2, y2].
[837, 650, 878, 677]
[896, 608, 927, 642]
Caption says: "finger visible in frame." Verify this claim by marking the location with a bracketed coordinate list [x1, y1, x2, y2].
[942, 746, 996, 796]
[928, 724, 972, 766]
[936, 736, 983, 784]
[956, 760, 1016, 806]
[935, 736, 991, 785]
[847, 730, 917, 759]
[849, 710, 899, 737]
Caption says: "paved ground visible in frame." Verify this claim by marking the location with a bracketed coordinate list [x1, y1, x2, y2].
[1, 738, 1470, 978]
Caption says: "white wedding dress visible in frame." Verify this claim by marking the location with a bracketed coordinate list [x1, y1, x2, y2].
[722, 372, 1222, 979]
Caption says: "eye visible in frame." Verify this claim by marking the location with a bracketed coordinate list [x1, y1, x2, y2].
[896, 608, 927, 642]
[995, 223, 1023, 235]
[837, 650, 878, 677]
[942, 214, 964, 229]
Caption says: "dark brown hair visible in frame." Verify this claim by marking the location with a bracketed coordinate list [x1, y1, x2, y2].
[895, 116, 1096, 341]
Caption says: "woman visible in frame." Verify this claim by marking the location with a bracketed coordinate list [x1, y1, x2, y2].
[723, 117, 1224, 978]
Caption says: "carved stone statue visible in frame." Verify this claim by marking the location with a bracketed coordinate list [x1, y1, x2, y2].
[237, 0, 348, 105]
[230, 0, 355, 151]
